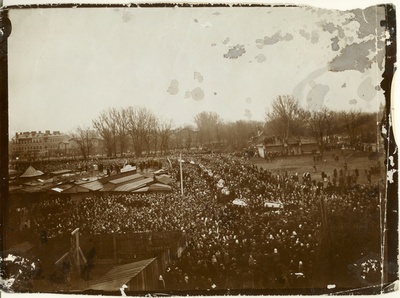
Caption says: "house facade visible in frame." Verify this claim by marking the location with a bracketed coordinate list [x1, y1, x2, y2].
[10, 130, 71, 160]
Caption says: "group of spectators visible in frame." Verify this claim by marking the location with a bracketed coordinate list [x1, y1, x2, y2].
[8, 152, 382, 290]
[10, 157, 164, 175]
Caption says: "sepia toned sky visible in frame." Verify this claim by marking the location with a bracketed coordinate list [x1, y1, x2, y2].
[7, 1, 388, 137]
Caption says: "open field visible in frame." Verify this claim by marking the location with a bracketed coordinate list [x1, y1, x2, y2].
[250, 149, 385, 185]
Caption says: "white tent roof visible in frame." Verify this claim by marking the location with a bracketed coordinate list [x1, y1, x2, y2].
[20, 166, 44, 178]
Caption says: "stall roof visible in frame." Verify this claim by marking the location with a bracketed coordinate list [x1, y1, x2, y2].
[132, 186, 149, 193]
[108, 173, 143, 185]
[63, 185, 90, 193]
[20, 166, 44, 178]
[87, 258, 155, 292]
[148, 183, 172, 192]
[113, 177, 153, 192]
[79, 180, 104, 191]
[98, 171, 141, 184]
[155, 175, 172, 185]
[50, 169, 73, 175]
[153, 168, 168, 175]
[22, 183, 54, 193]
[51, 184, 74, 193]
[120, 165, 137, 173]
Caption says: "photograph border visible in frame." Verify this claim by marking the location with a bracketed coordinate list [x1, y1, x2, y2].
[0, 1, 398, 295]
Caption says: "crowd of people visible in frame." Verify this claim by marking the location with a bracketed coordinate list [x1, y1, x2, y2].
[8, 152, 382, 290]
[10, 157, 164, 175]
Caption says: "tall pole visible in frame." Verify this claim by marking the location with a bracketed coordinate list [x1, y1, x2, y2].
[180, 153, 184, 196]
[72, 228, 80, 270]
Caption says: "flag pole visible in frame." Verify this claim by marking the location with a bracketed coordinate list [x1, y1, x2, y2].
[180, 153, 184, 196]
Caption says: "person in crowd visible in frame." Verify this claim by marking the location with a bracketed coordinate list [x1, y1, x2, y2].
[8, 152, 381, 290]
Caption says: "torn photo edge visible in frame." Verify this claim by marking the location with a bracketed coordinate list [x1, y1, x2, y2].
[0, 1, 398, 296]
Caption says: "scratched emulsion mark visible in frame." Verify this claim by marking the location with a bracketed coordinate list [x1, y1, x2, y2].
[319, 21, 346, 39]
[244, 109, 252, 119]
[256, 31, 293, 49]
[310, 30, 320, 44]
[350, 6, 384, 39]
[387, 167, 397, 183]
[293, 67, 327, 104]
[357, 77, 377, 102]
[298, 29, 320, 44]
[383, 114, 397, 183]
[223, 44, 246, 59]
[0, 254, 37, 292]
[185, 87, 205, 101]
[122, 9, 133, 23]
[255, 54, 266, 63]
[119, 284, 128, 296]
[329, 40, 375, 73]
[199, 21, 213, 29]
[331, 36, 340, 51]
[329, 6, 386, 72]
[349, 99, 358, 105]
[305, 82, 330, 110]
[194, 72, 203, 83]
[193, 18, 212, 28]
[167, 79, 179, 95]
[291, 5, 387, 111]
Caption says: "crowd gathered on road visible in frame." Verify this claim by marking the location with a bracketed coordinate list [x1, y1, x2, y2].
[8, 152, 382, 290]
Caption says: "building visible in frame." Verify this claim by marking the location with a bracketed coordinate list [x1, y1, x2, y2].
[170, 127, 200, 150]
[68, 134, 105, 157]
[249, 131, 319, 157]
[10, 130, 71, 160]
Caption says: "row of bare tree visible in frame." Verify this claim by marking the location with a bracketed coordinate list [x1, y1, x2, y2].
[265, 95, 384, 154]
[71, 107, 173, 159]
[70, 106, 266, 159]
[70, 96, 383, 159]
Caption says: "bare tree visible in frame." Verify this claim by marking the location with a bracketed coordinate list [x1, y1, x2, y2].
[92, 108, 118, 157]
[339, 110, 371, 146]
[265, 95, 302, 140]
[116, 108, 129, 156]
[126, 106, 157, 157]
[219, 120, 262, 150]
[148, 116, 159, 156]
[158, 118, 174, 154]
[194, 111, 221, 147]
[302, 107, 337, 155]
[70, 125, 96, 160]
